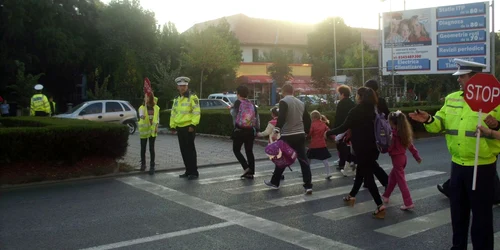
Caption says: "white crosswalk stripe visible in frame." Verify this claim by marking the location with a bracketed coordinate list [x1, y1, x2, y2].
[374, 208, 451, 238]
[314, 185, 438, 221]
[266, 170, 446, 207]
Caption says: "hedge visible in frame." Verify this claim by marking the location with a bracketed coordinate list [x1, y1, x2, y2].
[160, 105, 443, 136]
[0, 117, 129, 163]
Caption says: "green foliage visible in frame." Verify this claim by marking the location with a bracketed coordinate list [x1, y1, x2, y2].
[181, 19, 242, 98]
[266, 48, 293, 87]
[87, 68, 113, 100]
[311, 56, 334, 92]
[6, 61, 44, 108]
[0, 117, 129, 163]
[160, 105, 442, 136]
[341, 42, 378, 86]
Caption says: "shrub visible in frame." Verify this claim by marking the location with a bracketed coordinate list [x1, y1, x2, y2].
[160, 105, 443, 136]
[0, 117, 129, 163]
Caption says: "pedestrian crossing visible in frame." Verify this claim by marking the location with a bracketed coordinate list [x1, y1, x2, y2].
[136, 162, 500, 249]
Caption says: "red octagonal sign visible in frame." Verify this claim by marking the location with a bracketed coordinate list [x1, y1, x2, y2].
[465, 73, 500, 113]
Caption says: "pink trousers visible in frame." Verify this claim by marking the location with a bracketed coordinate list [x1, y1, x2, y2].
[383, 154, 413, 206]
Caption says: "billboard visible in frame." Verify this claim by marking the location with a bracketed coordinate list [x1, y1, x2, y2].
[382, 2, 490, 75]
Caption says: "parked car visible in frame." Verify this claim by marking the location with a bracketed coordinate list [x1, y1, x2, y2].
[207, 93, 237, 106]
[199, 99, 231, 110]
[297, 95, 328, 105]
[54, 100, 138, 134]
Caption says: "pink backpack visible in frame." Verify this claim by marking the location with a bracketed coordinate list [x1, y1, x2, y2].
[235, 99, 257, 129]
[265, 140, 297, 168]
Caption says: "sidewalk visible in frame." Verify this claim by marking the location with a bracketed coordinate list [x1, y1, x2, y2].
[120, 131, 271, 171]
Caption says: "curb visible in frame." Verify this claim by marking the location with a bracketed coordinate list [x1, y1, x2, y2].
[1, 134, 442, 190]
[0, 158, 271, 191]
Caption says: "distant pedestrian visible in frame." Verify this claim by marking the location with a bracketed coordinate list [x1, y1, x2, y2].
[170, 77, 201, 180]
[1, 99, 10, 117]
[231, 85, 260, 179]
[381, 111, 422, 210]
[307, 110, 332, 179]
[138, 94, 160, 175]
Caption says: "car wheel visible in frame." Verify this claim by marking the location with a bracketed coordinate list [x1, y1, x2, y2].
[125, 121, 136, 134]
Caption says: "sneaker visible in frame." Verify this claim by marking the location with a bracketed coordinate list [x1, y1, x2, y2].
[350, 163, 357, 171]
[187, 175, 199, 180]
[400, 204, 415, 210]
[333, 159, 340, 166]
[179, 173, 188, 178]
[305, 188, 313, 195]
[264, 180, 279, 189]
[325, 174, 333, 180]
[341, 162, 351, 177]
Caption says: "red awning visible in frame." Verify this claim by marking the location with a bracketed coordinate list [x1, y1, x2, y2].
[237, 75, 273, 84]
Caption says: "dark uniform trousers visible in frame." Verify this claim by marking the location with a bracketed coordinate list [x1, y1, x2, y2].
[177, 126, 198, 176]
[450, 161, 496, 250]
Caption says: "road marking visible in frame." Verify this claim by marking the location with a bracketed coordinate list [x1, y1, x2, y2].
[224, 165, 392, 195]
[267, 170, 446, 207]
[196, 162, 333, 185]
[164, 161, 273, 176]
[374, 208, 451, 238]
[118, 177, 360, 250]
[80, 222, 234, 250]
[314, 186, 438, 221]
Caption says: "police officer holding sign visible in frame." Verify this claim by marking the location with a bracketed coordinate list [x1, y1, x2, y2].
[170, 77, 201, 180]
[409, 59, 499, 250]
[30, 84, 51, 116]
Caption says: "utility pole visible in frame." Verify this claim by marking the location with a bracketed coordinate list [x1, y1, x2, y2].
[333, 18, 338, 79]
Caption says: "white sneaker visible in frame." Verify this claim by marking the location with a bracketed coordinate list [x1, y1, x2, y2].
[341, 162, 351, 177]
[305, 189, 313, 195]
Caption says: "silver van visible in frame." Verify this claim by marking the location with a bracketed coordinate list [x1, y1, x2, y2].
[54, 100, 138, 134]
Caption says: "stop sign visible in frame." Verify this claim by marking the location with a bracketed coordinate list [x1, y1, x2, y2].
[464, 73, 500, 113]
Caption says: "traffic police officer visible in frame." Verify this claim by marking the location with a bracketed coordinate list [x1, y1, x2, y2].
[409, 59, 499, 250]
[170, 76, 201, 180]
[30, 84, 51, 116]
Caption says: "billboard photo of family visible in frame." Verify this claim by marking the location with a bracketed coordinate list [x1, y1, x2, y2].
[383, 8, 432, 48]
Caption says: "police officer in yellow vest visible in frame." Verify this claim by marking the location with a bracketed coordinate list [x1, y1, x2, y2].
[170, 76, 201, 180]
[30, 84, 51, 116]
[138, 94, 160, 175]
[409, 59, 499, 250]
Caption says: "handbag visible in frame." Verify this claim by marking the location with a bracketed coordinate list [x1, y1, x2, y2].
[265, 139, 297, 169]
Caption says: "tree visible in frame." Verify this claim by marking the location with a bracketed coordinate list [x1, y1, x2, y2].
[151, 59, 181, 108]
[6, 61, 44, 108]
[87, 68, 113, 100]
[266, 48, 293, 87]
[311, 56, 333, 93]
[181, 19, 241, 98]
[341, 42, 378, 86]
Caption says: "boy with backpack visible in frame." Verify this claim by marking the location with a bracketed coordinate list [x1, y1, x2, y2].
[231, 85, 260, 179]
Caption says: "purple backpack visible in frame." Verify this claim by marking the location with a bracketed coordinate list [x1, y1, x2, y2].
[235, 99, 258, 129]
[265, 140, 297, 168]
[374, 109, 392, 153]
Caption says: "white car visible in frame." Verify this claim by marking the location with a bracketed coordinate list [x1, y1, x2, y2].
[207, 93, 237, 106]
[55, 100, 138, 134]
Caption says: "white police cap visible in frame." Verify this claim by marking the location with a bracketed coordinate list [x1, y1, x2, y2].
[452, 58, 487, 76]
[175, 76, 190, 86]
[34, 84, 43, 90]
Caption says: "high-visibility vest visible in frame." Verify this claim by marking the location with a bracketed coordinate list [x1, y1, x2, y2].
[30, 94, 51, 116]
[138, 105, 160, 139]
[170, 92, 201, 129]
[425, 91, 500, 166]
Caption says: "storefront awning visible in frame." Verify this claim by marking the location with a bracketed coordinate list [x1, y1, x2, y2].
[236, 75, 273, 84]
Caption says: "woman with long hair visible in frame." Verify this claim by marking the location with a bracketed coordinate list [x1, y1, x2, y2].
[325, 87, 387, 218]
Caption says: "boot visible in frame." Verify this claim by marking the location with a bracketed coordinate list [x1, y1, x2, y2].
[149, 162, 155, 175]
[140, 163, 146, 171]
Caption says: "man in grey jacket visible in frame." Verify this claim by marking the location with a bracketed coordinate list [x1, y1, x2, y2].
[265, 84, 313, 194]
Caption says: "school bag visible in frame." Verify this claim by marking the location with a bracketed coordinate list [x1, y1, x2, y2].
[374, 108, 392, 153]
[265, 140, 297, 169]
[235, 99, 258, 129]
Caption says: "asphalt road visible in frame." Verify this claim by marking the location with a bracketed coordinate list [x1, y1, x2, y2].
[1, 136, 500, 250]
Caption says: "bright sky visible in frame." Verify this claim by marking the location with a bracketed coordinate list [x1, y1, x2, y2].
[102, 0, 499, 32]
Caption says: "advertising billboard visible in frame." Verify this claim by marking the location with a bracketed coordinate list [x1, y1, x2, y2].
[382, 2, 490, 75]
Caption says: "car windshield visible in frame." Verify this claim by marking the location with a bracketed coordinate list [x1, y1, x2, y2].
[228, 97, 237, 103]
[65, 102, 86, 114]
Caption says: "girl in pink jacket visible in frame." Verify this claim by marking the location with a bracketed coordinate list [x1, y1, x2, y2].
[382, 110, 422, 210]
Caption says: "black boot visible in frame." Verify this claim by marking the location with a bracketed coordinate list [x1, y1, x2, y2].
[149, 162, 155, 175]
[140, 163, 146, 171]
